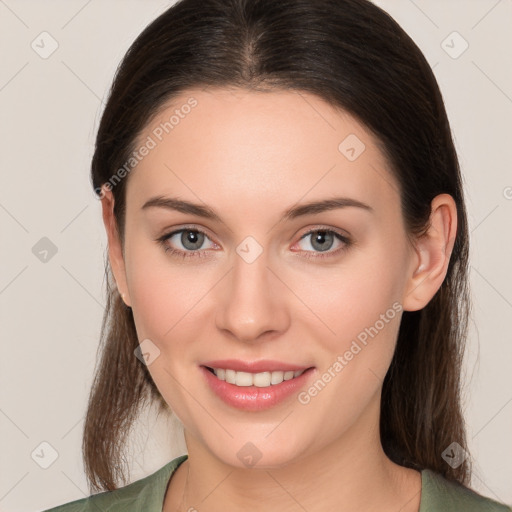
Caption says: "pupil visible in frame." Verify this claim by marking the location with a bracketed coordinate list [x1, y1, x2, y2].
[182, 230, 203, 250]
[312, 231, 333, 252]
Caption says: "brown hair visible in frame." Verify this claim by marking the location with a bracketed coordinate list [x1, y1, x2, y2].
[84, 0, 471, 491]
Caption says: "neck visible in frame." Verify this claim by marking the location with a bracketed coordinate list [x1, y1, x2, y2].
[164, 396, 422, 512]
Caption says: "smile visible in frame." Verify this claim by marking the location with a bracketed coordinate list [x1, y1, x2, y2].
[200, 364, 315, 411]
[206, 367, 306, 387]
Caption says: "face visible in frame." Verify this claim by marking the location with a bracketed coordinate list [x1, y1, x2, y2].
[107, 87, 421, 468]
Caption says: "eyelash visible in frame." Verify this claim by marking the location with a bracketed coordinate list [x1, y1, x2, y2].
[156, 226, 352, 261]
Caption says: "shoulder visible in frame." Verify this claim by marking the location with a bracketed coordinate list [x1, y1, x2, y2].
[42, 454, 188, 512]
[421, 469, 511, 512]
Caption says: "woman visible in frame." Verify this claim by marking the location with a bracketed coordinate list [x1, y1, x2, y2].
[44, 0, 510, 510]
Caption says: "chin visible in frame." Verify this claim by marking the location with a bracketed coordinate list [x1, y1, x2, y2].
[201, 431, 308, 470]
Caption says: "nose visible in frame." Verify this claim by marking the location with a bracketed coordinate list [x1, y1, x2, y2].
[215, 246, 290, 343]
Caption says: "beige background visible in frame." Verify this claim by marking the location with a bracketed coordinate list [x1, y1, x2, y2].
[0, 0, 511, 510]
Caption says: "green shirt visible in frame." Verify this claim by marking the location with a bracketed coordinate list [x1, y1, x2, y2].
[43, 454, 511, 511]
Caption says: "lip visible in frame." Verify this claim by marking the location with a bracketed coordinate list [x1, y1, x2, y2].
[200, 364, 315, 411]
[201, 359, 311, 373]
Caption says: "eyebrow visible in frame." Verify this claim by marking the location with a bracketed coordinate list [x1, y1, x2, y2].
[141, 195, 373, 222]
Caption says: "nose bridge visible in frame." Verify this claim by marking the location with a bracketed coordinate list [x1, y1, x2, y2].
[215, 239, 289, 341]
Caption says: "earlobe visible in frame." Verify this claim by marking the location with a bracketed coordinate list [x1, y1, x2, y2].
[403, 194, 457, 312]
[100, 185, 132, 307]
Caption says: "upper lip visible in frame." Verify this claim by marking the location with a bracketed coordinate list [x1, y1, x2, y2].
[201, 359, 313, 373]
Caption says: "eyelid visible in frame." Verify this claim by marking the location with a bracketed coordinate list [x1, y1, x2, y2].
[296, 224, 351, 242]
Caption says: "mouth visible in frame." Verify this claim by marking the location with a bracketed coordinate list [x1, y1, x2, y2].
[199, 362, 316, 411]
[203, 366, 307, 387]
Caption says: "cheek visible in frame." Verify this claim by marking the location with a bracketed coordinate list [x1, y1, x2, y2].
[128, 259, 208, 344]
[291, 241, 409, 420]
[123, 234, 195, 343]
[124, 242, 213, 421]
[298, 244, 407, 346]
[292, 247, 406, 431]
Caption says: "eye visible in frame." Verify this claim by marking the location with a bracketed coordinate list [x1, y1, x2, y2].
[156, 227, 218, 259]
[293, 228, 351, 259]
[156, 226, 351, 261]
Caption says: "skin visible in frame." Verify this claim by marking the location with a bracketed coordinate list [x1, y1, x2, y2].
[101, 87, 457, 512]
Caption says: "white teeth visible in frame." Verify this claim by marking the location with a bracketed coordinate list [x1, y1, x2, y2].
[211, 367, 306, 387]
[253, 371, 271, 387]
[235, 371, 253, 387]
[270, 371, 284, 384]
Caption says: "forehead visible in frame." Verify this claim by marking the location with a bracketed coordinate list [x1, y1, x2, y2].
[126, 87, 399, 216]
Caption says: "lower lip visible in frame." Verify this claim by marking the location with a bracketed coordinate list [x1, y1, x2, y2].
[200, 366, 315, 411]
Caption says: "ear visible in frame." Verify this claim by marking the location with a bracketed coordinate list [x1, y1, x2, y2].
[402, 193, 458, 312]
[100, 184, 132, 307]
